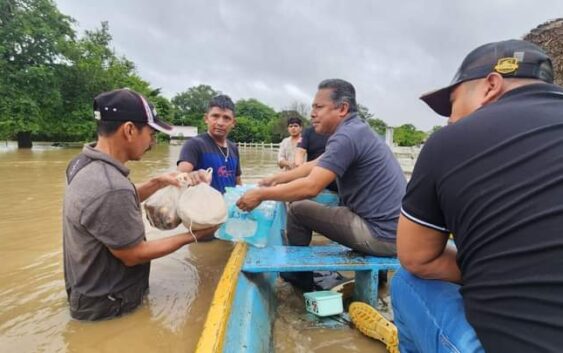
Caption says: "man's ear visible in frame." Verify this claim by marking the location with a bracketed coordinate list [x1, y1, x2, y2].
[482, 73, 505, 105]
[122, 122, 135, 142]
[338, 102, 350, 117]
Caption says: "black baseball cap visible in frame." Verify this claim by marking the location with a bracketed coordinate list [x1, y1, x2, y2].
[420, 39, 554, 117]
[93, 88, 173, 134]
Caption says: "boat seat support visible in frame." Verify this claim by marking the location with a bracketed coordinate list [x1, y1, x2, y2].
[242, 244, 401, 308]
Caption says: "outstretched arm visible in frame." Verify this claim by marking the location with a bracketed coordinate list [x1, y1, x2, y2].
[236, 165, 335, 211]
[109, 227, 218, 267]
[135, 170, 208, 202]
[260, 159, 317, 187]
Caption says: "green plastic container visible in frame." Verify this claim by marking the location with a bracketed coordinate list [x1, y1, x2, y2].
[304, 291, 343, 317]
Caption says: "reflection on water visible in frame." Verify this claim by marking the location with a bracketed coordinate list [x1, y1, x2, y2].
[0, 142, 279, 353]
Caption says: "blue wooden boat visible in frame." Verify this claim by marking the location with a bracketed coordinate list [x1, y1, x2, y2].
[195, 202, 400, 353]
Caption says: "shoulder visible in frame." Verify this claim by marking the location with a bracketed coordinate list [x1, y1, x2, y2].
[181, 134, 209, 150]
[227, 138, 238, 149]
[68, 161, 134, 202]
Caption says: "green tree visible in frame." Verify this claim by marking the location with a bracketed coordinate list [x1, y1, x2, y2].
[269, 110, 304, 143]
[229, 116, 262, 142]
[51, 21, 154, 142]
[0, 0, 74, 147]
[235, 99, 277, 123]
[393, 124, 426, 146]
[429, 125, 443, 135]
[367, 118, 388, 137]
[171, 84, 218, 127]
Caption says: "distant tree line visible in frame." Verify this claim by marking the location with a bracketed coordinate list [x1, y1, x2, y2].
[0, 0, 436, 148]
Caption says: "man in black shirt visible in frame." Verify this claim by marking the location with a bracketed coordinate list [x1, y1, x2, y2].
[392, 39, 563, 353]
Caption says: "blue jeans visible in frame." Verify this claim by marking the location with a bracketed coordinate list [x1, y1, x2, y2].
[391, 268, 484, 353]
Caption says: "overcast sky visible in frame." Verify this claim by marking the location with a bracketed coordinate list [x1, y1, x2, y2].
[54, 0, 562, 130]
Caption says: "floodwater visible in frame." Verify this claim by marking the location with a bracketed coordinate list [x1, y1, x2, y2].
[0, 142, 388, 353]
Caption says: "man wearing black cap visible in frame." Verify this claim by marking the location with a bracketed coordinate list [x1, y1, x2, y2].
[392, 40, 563, 352]
[63, 88, 216, 321]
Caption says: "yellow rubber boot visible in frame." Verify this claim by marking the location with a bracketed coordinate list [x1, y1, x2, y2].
[349, 302, 399, 353]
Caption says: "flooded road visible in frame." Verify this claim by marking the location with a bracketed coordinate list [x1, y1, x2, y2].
[0, 142, 388, 353]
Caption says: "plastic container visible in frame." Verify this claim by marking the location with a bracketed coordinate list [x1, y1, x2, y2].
[303, 291, 343, 317]
[215, 185, 276, 247]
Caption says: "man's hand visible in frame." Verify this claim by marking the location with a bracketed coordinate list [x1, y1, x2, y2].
[177, 169, 212, 186]
[155, 171, 182, 188]
[191, 226, 219, 242]
[236, 189, 263, 212]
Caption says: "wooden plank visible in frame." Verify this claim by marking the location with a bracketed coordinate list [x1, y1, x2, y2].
[243, 245, 400, 273]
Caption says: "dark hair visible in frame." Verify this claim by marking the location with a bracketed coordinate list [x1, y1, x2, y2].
[318, 79, 358, 113]
[96, 120, 147, 137]
[207, 95, 235, 115]
[287, 117, 303, 126]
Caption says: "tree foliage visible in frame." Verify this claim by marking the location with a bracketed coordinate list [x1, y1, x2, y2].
[0, 0, 433, 146]
[170, 84, 219, 133]
[235, 99, 277, 122]
[367, 118, 387, 137]
[0, 1, 162, 146]
[393, 124, 426, 146]
[0, 0, 74, 146]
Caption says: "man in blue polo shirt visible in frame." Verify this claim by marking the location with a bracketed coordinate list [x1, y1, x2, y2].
[236, 79, 406, 289]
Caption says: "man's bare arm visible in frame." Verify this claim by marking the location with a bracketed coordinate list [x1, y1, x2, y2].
[294, 148, 307, 166]
[177, 161, 195, 173]
[397, 214, 461, 283]
[236, 166, 335, 211]
[109, 227, 217, 267]
[261, 159, 317, 186]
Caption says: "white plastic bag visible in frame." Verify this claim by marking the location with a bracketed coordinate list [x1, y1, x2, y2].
[143, 172, 201, 230]
[177, 170, 227, 230]
[144, 185, 183, 230]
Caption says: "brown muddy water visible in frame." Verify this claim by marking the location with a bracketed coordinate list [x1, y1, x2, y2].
[0, 142, 387, 353]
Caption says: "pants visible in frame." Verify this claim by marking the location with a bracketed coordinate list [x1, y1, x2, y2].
[68, 282, 148, 321]
[391, 268, 484, 353]
[286, 200, 396, 256]
[282, 200, 396, 291]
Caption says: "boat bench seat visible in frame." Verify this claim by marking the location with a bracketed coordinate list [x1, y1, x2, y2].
[242, 244, 400, 308]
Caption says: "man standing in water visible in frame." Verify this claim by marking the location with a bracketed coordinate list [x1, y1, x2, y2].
[277, 116, 303, 170]
[177, 95, 242, 193]
[63, 88, 216, 321]
[237, 79, 405, 290]
[393, 40, 563, 353]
